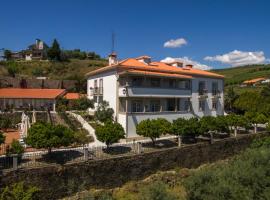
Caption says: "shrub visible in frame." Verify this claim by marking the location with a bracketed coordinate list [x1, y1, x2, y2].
[95, 121, 125, 147]
[198, 116, 217, 135]
[6, 139, 24, 155]
[0, 182, 40, 200]
[0, 131, 5, 145]
[94, 101, 114, 122]
[74, 129, 94, 146]
[72, 97, 94, 110]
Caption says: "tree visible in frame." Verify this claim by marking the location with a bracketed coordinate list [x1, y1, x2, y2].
[226, 114, 249, 136]
[95, 121, 125, 147]
[73, 97, 94, 110]
[47, 39, 61, 61]
[6, 139, 24, 155]
[25, 122, 75, 153]
[172, 117, 200, 137]
[224, 86, 238, 112]
[136, 118, 171, 145]
[7, 62, 19, 78]
[233, 91, 263, 113]
[198, 116, 217, 135]
[0, 117, 12, 131]
[0, 131, 5, 145]
[245, 112, 267, 133]
[94, 101, 114, 122]
[215, 115, 230, 133]
[3, 49, 12, 61]
[74, 130, 93, 146]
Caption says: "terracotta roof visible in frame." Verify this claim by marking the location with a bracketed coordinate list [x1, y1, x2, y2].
[0, 88, 66, 99]
[86, 57, 224, 79]
[64, 93, 85, 100]
[119, 69, 192, 79]
[243, 77, 266, 84]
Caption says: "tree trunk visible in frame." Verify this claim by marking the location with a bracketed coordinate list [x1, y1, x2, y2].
[254, 124, 257, 134]
[151, 137, 155, 146]
[48, 148, 52, 154]
[234, 126, 237, 137]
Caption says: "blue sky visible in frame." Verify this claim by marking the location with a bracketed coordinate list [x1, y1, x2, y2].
[1, 0, 270, 69]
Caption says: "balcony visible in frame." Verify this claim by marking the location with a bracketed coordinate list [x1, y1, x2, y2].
[90, 87, 103, 96]
[119, 86, 192, 98]
[212, 90, 221, 98]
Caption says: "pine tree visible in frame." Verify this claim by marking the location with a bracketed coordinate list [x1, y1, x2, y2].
[47, 39, 61, 61]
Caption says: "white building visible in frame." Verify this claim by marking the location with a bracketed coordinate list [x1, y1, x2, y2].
[86, 54, 224, 138]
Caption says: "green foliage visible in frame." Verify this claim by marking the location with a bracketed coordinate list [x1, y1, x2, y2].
[63, 49, 101, 60]
[25, 122, 75, 152]
[7, 139, 24, 155]
[172, 117, 199, 137]
[215, 115, 230, 133]
[184, 144, 270, 200]
[56, 97, 69, 112]
[7, 62, 19, 77]
[3, 49, 12, 61]
[0, 182, 40, 200]
[245, 111, 267, 125]
[47, 39, 61, 61]
[95, 121, 125, 147]
[251, 136, 270, 148]
[0, 130, 5, 145]
[94, 101, 114, 123]
[73, 97, 94, 110]
[74, 130, 93, 146]
[0, 117, 12, 130]
[224, 86, 239, 112]
[139, 181, 178, 200]
[136, 118, 171, 144]
[198, 116, 217, 134]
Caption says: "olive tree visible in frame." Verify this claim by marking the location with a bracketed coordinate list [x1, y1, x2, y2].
[245, 112, 267, 133]
[95, 121, 125, 148]
[172, 117, 199, 137]
[226, 114, 249, 137]
[94, 101, 114, 122]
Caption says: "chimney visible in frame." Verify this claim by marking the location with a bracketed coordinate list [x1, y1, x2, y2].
[35, 39, 40, 48]
[185, 64, 193, 68]
[136, 55, 151, 64]
[108, 52, 118, 66]
[169, 61, 183, 68]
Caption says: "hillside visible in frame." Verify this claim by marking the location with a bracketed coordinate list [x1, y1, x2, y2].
[0, 59, 107, 80]
[212, 64, 270, 85]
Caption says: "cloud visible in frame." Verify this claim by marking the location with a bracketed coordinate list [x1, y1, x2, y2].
[161, 57, 212, 70]
[204, 50, 267, 67]
[164, 38, 187, 48]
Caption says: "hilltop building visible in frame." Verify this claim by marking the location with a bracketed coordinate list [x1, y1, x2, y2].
[242, 77, 269, 86]
[86, 54, 225, 138]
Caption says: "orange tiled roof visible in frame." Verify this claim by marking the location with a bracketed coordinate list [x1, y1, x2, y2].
[243, 77, 265, 84]
[119, 69, 192, 79]
[64, 93, 85, 100]
[0, 88, 66, 99]
[86, 57, 224, 79]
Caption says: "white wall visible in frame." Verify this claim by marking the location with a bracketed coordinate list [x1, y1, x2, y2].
[87, 70, 118, 117]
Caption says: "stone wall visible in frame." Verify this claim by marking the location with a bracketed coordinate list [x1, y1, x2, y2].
[0, 133, 267, 200]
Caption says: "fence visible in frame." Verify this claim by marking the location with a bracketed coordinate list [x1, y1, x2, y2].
[0, 132, 242, 172]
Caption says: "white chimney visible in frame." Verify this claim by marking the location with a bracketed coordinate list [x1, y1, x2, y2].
[108, 52, 118, 66]
[169, 61, 183, 68]
[136, 56, 151, 64]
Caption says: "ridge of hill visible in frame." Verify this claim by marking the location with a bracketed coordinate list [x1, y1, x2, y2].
[212, 64, 270, 85]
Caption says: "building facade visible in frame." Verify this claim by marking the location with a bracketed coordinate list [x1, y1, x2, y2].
[86, 55, 224, 138]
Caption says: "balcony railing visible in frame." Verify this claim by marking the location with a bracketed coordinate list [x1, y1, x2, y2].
[212, 90, 221, 98]
[90, 87, 103, 96]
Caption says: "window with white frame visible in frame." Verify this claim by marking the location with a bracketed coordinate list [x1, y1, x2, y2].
[184, 99, 190, 111]
[212, 100, 218, 110]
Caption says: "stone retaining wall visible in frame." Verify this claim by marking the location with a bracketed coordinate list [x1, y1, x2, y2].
[0, 133, 267, 200]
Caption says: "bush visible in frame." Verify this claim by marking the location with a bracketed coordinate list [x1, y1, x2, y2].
[74, 130, 93, 146]
[72, 97, 94, 110]
[95, 121, 125, 147]
[94, 101, 114, 122]
[6, 139, 24, 155]
[0, 131, 5, 145]
[198, 116, 217, 135]
[0, 182, 40, 200]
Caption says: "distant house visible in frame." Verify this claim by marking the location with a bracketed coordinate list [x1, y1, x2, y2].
[0, 88, 66, 111]
[24, 39, 49, 61]
[242, 77, 266, 86]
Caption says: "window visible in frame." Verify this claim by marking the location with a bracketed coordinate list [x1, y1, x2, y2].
[166, 98, 175, 111]
[212, 82, 218, 95]
[212, 100, 218, 110]
[132, 100, 143, 112]
[168, 79, 176, 88]
[150, 78, 161, 87]
[94, 80, 98, 94]
[199, 100, 205, 111]
[93, 96, 98, 103]
[185, 80, 191, 89]
[184, 100, 190, 111]
[99, 79, 103, 95]
[119, 98, 126, 112]
[199, 81, 206, 95]
[132, 77, 144, 87]
[150, 100, 160, 112]
[98, 96, 103, 103]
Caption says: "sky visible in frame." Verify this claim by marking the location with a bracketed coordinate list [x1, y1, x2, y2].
[0, 0, 270, 69]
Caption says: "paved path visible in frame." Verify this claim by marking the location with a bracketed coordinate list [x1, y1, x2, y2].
[67, 111, 105, 147]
